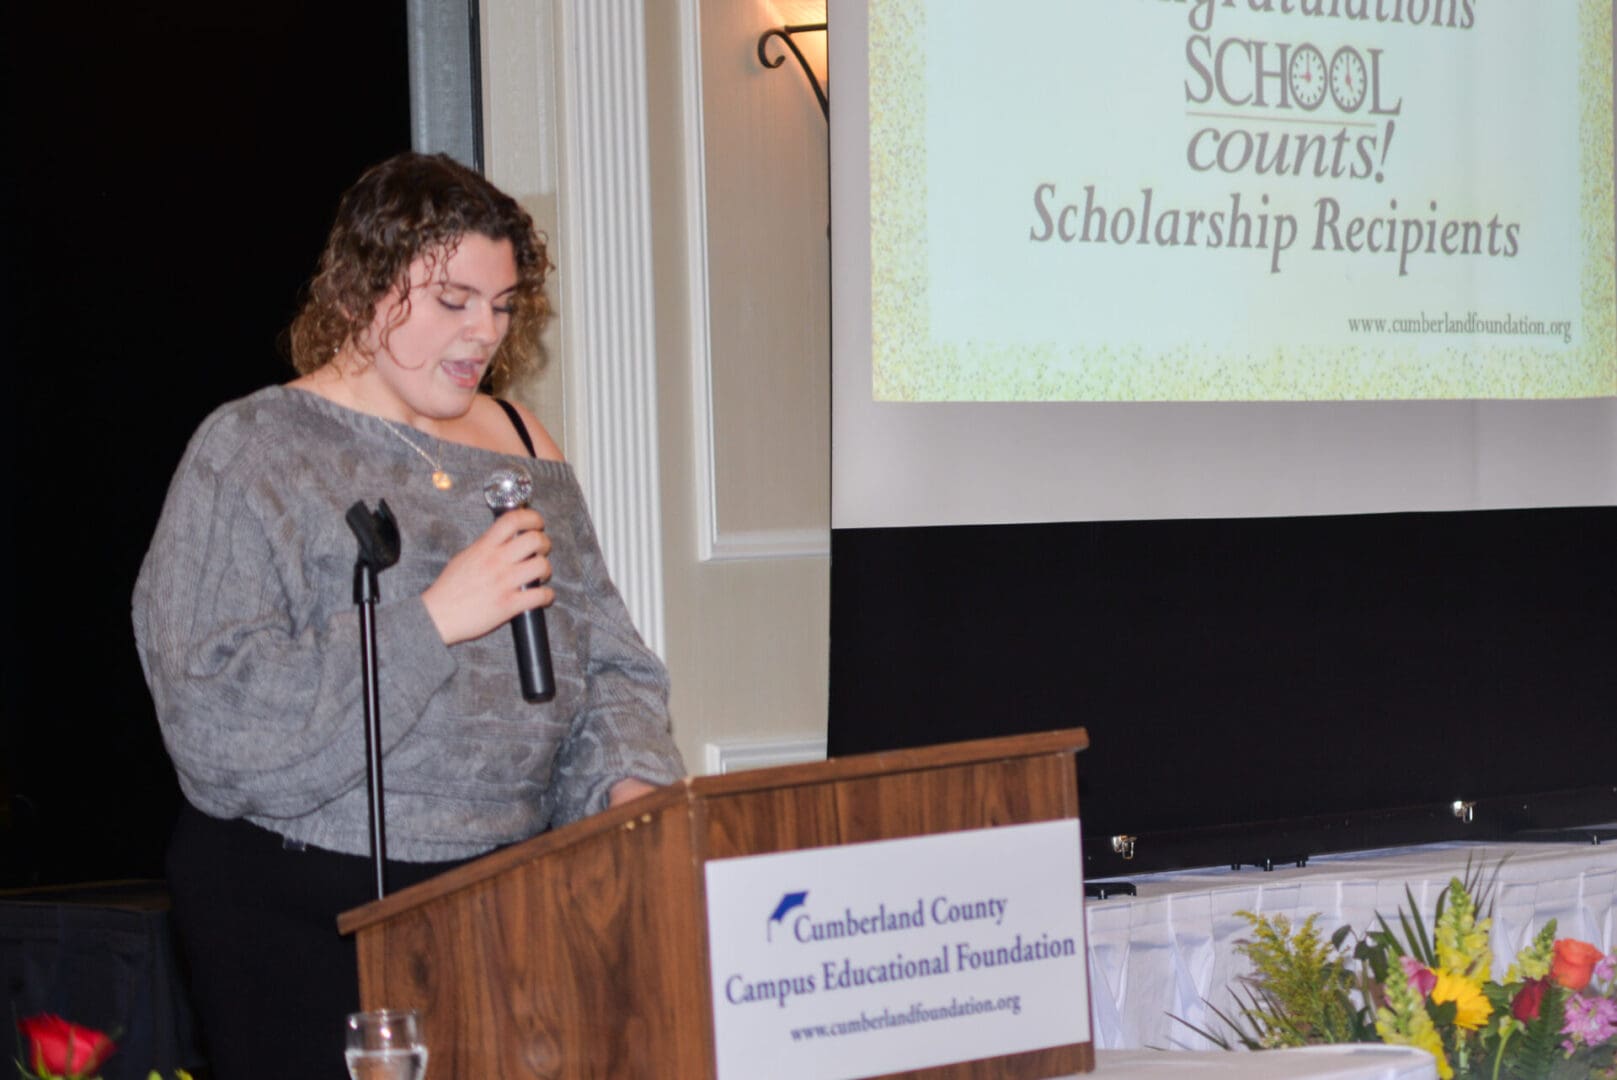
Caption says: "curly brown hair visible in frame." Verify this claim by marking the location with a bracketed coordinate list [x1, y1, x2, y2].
[288, 152, 550, 389]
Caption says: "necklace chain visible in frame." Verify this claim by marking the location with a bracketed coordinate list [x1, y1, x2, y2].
[379, 419, 454, 491]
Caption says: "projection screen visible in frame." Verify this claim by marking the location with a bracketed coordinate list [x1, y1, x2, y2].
[830, 0, 1617, 529]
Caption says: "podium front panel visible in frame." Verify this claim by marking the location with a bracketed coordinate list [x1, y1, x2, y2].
[345, 730, 1093, 1078]
[353, 801, 712, 1077]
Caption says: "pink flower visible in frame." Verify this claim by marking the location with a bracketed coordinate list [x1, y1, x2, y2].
[1400, 954, 1437, 997]
[1595, 951, 1615, 986]
[1561, 993, 1617, 1051]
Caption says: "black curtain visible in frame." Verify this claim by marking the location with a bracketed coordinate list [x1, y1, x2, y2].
[3, 0, 412, 886]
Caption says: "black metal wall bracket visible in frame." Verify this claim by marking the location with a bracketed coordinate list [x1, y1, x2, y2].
[758, 23, 828, 121]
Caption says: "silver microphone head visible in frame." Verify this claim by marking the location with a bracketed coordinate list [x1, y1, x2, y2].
[483, 468, 534, 512]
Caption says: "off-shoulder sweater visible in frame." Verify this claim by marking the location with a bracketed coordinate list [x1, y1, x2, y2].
[132, 386, 684, 861]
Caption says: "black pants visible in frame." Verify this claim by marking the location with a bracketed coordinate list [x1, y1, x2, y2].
[166, 803, 473, 1080]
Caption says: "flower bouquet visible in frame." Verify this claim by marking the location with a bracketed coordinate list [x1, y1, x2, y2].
[1181, 865, 1617, 1079]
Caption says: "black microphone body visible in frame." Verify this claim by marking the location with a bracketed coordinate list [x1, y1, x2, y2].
[509, 600, 555, 704]
[484, 469, 556, 704]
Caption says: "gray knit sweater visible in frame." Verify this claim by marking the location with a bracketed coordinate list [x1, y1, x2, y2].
[133, 386, 685, 861]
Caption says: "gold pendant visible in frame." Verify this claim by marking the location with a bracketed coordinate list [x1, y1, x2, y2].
[432, 470, 454, 491]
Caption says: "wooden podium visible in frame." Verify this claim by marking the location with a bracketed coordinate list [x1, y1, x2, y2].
[338, 728, 1092, 1078]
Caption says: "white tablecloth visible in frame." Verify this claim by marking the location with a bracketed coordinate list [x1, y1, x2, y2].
[1082, 840, 1617, 1050]
[1084, 1044, 1438, 1079]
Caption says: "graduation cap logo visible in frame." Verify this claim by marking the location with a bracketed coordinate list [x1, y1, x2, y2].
[767, 891, 809, 941]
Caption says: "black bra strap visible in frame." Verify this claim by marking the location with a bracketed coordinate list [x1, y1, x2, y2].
[495, 398, 537, 458]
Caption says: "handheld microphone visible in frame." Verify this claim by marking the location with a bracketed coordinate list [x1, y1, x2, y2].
[483, 468, 555, 703]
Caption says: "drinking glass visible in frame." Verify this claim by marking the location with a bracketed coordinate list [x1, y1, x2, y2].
[345, 1009, 428, 1080]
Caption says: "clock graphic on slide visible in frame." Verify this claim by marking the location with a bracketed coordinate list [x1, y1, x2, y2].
[1330, 47, 1368, 112]
[1287, 44, 1327, 110]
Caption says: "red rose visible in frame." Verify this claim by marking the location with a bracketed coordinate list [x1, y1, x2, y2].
[1552, 938, 1604, 992]
[1511, 976, 1548, 1021]
[16, 1014, 116, 1079]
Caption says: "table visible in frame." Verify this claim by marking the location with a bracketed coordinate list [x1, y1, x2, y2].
[1086, 1045, 1438, 1079]
[0, 881, 204, 1080]
[1083, 839, 1617, 1050]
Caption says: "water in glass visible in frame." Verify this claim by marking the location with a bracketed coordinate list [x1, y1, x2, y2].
[344, 1046, 428, 1080]
[346, 1009, 426, 1080]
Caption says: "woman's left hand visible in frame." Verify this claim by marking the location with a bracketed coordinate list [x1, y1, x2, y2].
[608, 778, 657, 805]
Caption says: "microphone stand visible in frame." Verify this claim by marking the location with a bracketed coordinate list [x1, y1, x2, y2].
[346, 500, 401, 900]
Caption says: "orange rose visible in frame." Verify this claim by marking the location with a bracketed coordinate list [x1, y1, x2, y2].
[1551, 938, 1604, 991]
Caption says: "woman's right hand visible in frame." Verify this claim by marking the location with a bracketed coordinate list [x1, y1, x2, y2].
[422, 508, 555, 645]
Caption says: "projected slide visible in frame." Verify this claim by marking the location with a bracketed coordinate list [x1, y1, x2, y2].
[871, 0, 1616, 402]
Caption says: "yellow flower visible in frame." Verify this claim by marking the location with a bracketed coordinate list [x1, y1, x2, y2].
[1431, 970, 1493, 1031]
[1434, 880, 1493, 982]
[1377, 966, 1454, 1079]
[1415, 1027, 1453, 1080]
[1377, 1006, 1453, 1078]
[1506, 920, 1556, 983]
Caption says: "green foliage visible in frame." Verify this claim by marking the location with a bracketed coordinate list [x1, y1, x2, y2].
[1202, 911, 1377, 1049]
[1500, 984, 1571, 1080]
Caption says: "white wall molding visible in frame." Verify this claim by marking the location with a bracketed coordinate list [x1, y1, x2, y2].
[703, 735, 828, 775]
[481, 0, 558, 197]
[677, 0, 721, 561]
[707, 528, 832, 561]
[681, 0, 831, 565]
[555, 0, 667, 655]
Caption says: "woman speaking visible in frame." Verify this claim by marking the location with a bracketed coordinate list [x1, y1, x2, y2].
[133, 152, 685, 1078]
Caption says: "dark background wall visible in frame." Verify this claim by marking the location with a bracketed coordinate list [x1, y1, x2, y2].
[830, 505, 1617, 875]
[3, 0, 411, 886]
